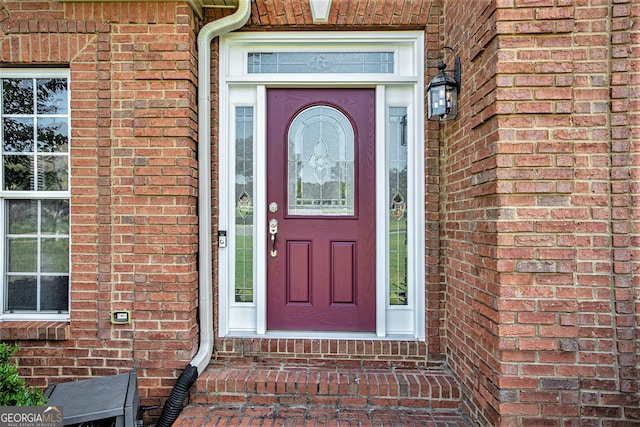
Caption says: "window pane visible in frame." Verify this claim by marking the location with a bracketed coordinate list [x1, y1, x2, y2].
[3, 117, 34, 152]
[288, 106, 354, 216]
[37, 78, 68, 114]
[235, 242, 253, 303]
[40, 276, 69, 311]
[235, 107, 254, 303]
[389, 107, 408, 306]
[248, 52, 394, 74]
[37, 118, 69, 152]
[41, 199, 69, 234]
[7, 238, 37, 272]
[38, 155, 68, 191]
[4, 155, 34, 191]
[2, 79, 33, 115]
[41, 238, 69, 272]
[6, 276, 37, 311]
[7, 200, 38, 234]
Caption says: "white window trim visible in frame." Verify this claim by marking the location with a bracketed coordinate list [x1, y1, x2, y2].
[219, 32, 424, 340]
[0, 69, 71, 321]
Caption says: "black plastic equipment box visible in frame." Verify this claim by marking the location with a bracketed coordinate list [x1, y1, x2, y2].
[44, 369, 140, 427]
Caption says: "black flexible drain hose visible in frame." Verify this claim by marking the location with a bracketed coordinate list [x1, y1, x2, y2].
[156, 364, 199, 427]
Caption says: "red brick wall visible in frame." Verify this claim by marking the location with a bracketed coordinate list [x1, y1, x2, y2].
[0, 0, 201, 412]
[424, 0, 447, 362]
[2, 1, 638, 425]
[440, 0, 502, 424]
[1, 0, 442, 415]
[443, 0, 639, 425]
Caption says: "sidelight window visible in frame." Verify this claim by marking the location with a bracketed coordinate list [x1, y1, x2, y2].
[388, 107, 408, 306]
[234, 107, 254, 303]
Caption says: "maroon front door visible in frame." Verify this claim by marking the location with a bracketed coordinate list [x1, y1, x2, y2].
[266, 89, 376, 331]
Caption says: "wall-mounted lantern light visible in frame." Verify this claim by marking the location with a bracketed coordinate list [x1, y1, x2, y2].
[427, 48, 461, 121]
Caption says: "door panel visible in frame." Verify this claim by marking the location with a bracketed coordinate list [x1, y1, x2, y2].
[331, 242, 355, 304]
[287, 241, 311, 304]
[267, 88, 375, 331]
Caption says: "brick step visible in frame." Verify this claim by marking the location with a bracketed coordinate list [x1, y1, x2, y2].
[175, 404, 471, 426]
[190, 362, 461, 411]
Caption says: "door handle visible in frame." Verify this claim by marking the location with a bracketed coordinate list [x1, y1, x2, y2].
[269, 218, 278, 257]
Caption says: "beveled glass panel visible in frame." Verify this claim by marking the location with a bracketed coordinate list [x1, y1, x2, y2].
[235, 107, 254, 303]
[248, 52, 394, 74]
[288, 106, 354, 216]
[388, 107, 408, 306]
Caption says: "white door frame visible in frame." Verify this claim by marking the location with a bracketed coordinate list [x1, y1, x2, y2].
[218, 31, 425, 339]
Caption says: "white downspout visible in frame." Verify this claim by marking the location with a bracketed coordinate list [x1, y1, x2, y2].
[190, 0, 250, 375]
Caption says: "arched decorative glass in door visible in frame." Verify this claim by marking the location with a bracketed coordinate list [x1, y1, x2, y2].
[287, 106, 355, 216]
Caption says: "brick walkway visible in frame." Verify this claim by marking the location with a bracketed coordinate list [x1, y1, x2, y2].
[175, 404, 472, 426]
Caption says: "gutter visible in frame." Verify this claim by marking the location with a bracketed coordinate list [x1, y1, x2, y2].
[191, 0, 250, 375]
[156, 2, 250, 425]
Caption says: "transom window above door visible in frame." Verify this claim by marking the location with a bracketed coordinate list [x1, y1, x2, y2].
[222, 32, 421, 83]
[248, 52, 394, 74]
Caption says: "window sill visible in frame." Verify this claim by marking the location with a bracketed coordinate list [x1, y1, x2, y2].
[0, 321, 70, 341]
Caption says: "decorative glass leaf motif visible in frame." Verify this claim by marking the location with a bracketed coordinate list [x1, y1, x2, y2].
[287, 105, 354, 216]
[237, 191, 253, 218]
[390, 192, 406, 221]
[308, 138, 334, 184]
[307, 56, 335, 72]
[248, 52, 394, 74]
